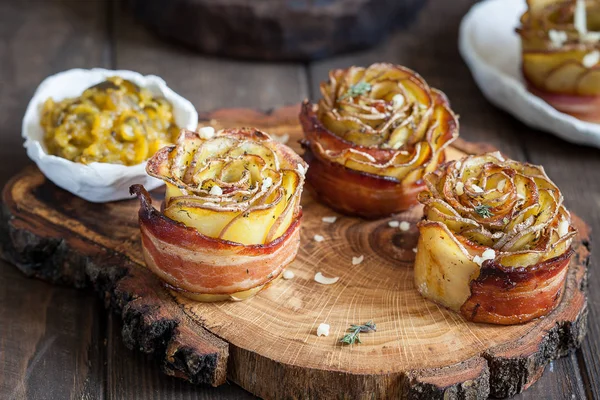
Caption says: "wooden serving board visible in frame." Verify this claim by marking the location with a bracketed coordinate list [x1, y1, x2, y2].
[0, 105, 589, 399]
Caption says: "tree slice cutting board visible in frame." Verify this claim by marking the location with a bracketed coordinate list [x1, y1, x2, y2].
[0, 105, 589, 400]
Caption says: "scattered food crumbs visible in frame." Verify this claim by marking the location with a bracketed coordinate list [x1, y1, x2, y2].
[322, 216, 337, 224]
[473, 248, 496, 266]
[209, 185, 223, 196]
[482, 248, 496, 259]
[497, 179, 507, 191]
[352, 255, 364, 265]
[471, 184, 484, 193]
[272, 132, 289, 144]
[392, 94, 405, 108]
[313, 234, 325, 242]
[583, 50, 600, 68]
[282, 270, 295, 280]
[261, 176, 273, 190]
[388, 220, 400, 228]
[399, 221, 410, 231]
[314, 272, 339, 285]
[558, 219, 569, 236]
[297, 163, 306, 175]
[317, 323, 330, 337]
[198, 126, 215, 139]
[412, 248, 417, 253]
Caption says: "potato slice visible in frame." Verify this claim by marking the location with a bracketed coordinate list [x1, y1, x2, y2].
[544, 61, 587, 94]
[414, 222, 480, 311]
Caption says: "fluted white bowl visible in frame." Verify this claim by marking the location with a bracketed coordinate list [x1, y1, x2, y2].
[22, 68, 198, 202]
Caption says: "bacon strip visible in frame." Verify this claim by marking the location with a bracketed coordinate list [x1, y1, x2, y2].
[415, 152, 576, 325]
[527, 80, 600, 123]
[460, 249, 573, 324]
[131, 185, 301, 295]
[299, 63, 457, 220]
[301, 144, 424, 218]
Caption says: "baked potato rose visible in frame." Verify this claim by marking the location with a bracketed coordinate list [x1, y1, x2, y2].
[415, 152, 576, 324]
[300, 63, 458, 219]
[518, 0, 600, 121]
[131, 127, 306, 301]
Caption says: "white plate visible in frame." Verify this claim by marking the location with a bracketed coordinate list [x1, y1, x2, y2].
[459, 0, 600, 149]
[22, 68, 198, 202]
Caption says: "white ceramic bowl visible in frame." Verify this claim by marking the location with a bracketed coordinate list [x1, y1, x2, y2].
[460, 0, 600, 149]
[22, 68, 198, 202]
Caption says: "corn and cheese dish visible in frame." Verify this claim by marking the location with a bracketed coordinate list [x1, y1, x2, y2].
[41, 76, 179, 165]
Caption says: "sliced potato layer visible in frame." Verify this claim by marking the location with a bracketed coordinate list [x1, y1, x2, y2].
[519, 0, 600, 96]
[147, 128, 307, 246]
[312, 63, 458, 182]
[415, 152, 576, 323]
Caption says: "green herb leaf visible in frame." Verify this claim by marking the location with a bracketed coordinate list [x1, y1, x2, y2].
[340, 82, 372, 100]
[474, 204, 494, 218]
[340, 320, 376, 345]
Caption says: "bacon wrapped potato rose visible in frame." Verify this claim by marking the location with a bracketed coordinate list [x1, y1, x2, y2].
[415, 152, 576, 324]
[518, 0, 600, 121]
[300, 63, 458, 219]
[131, 127, 306, 301]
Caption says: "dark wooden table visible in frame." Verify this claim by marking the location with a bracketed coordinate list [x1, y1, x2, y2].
[0, 1, 597, 399]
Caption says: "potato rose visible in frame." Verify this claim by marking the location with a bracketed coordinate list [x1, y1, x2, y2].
[300, 63, 458, 219]
[518, 0, 600, 121]
[415, 152, 576, 324]
[131, 127, 306, 301]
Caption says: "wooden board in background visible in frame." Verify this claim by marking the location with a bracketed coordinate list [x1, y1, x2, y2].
[0, 105, 589, 399]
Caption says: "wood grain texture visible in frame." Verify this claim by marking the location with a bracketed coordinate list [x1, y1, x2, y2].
[123, 0, 426, 61]
[0, 105, 589, 399]
[0, 1, 110, 399]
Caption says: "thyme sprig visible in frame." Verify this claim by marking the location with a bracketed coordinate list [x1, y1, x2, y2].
[340, 82, 372, 100]
[340, 321, 376, 345]
[474, 204, 494, 218]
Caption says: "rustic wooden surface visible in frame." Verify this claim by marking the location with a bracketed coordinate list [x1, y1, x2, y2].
[0, 0, 597, 399]
[1, 104, 589, 399]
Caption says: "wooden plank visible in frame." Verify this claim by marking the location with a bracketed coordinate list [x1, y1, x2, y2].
[519, 353, 586, 400]
[0, 265, 106, 400]
[0, 1, 111, 399]
[520, 130, 600, 400]
[307, 0, 591, 399]
[107, 6, 309, 400]
[113, 5, 309, 110]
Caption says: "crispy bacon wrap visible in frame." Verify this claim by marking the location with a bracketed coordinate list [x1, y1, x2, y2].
[518, 0, 600, 121]
[300, 63, 458, 219]
[131, 127, 307, 301]
[414, 152, 576, 324]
